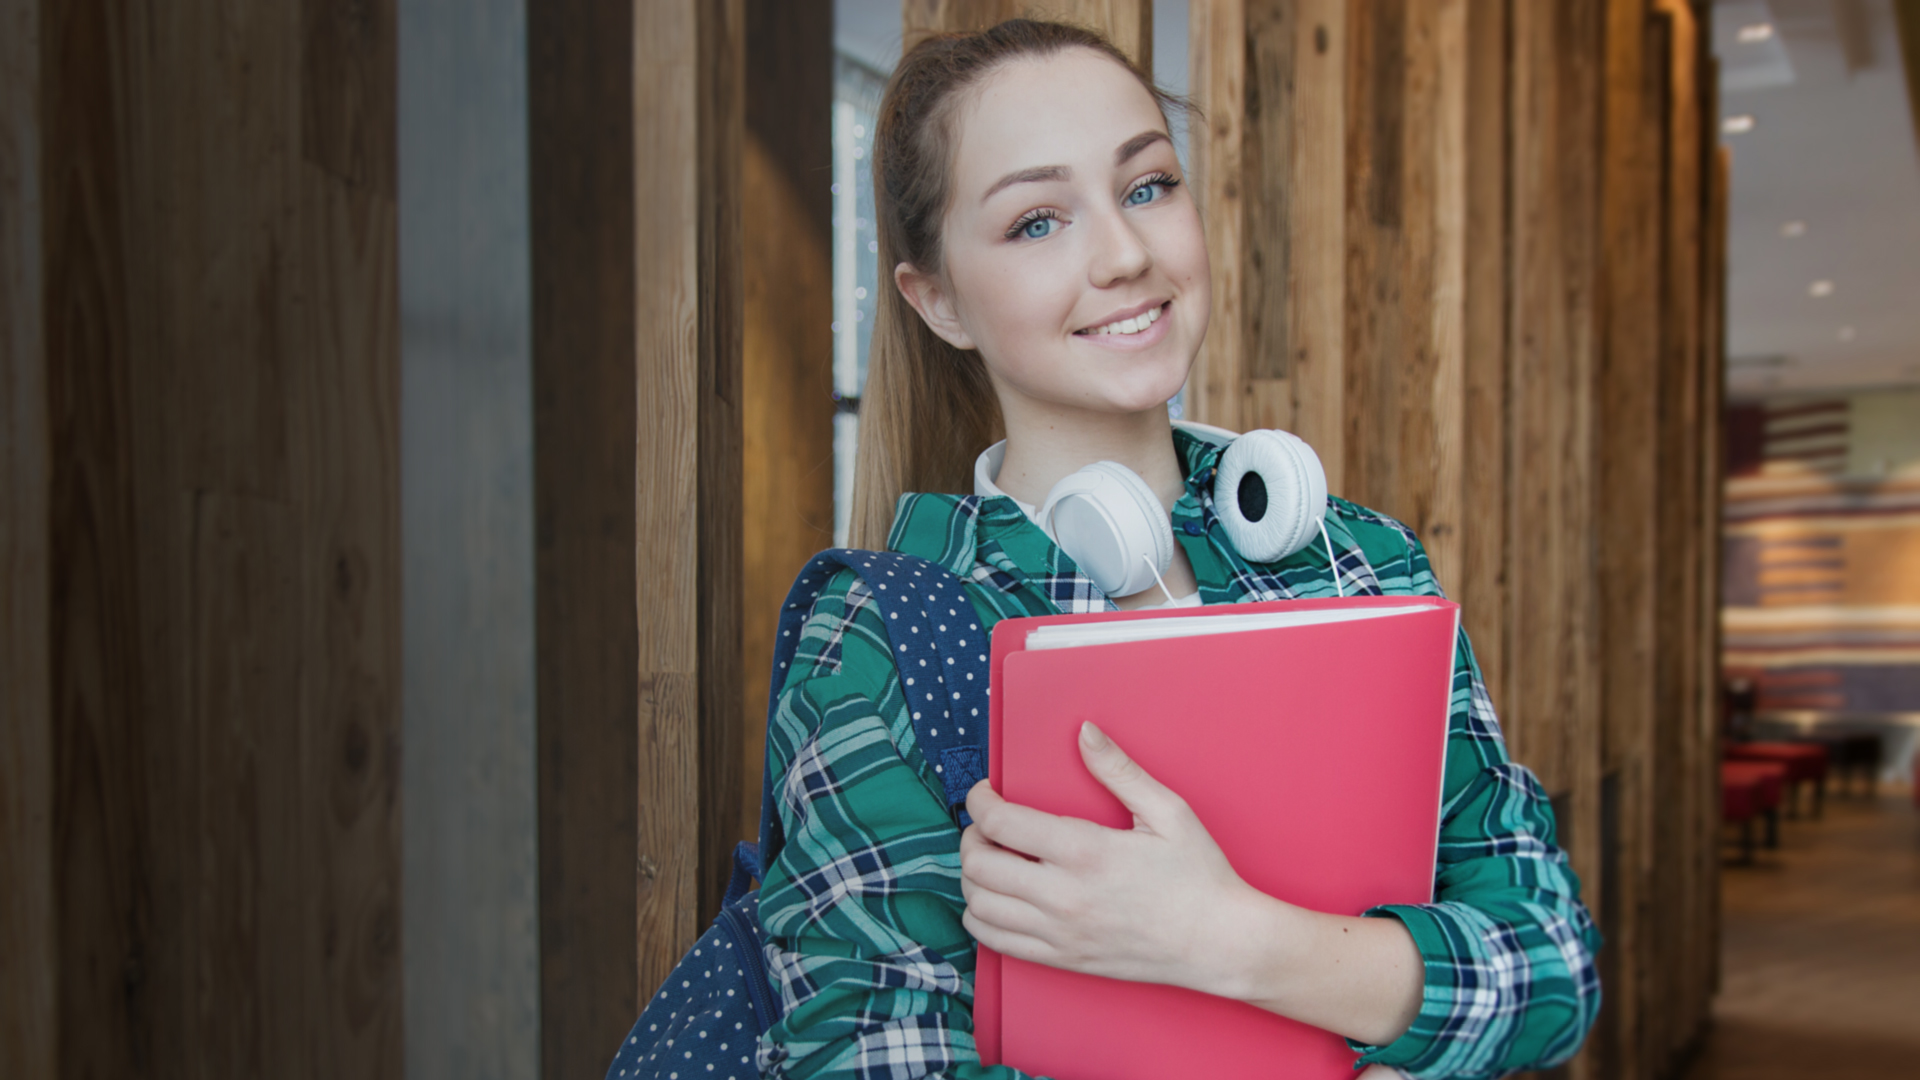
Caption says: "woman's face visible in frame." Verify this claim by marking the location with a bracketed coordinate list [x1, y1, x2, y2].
[899, 49, 1211, 420]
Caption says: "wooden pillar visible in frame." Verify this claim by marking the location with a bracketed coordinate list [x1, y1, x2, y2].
[741, 0, 837, 846]
[1653, 3, 1708, 1070]
[1459, 0, 1510, 725]
[904, 0, 1153, 64]
[1505, 10, 1606, 1078]
[0, 0, 53, 1073]
[17, 1, 406, 1076]
[529, 3, 744, 1076]
[1595, 3, 1667, 1076]
[1690, 37, 1728, 1068]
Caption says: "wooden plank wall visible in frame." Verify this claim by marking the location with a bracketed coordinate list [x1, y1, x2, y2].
[1596, 2, 1669, 1076]
[530, 2, 744, 1077]
[527, 2, 643, 1071]
[10, 1, 406, 1077]
[0, 0, 53, 1074]
[1507, 0, 1606, 956]
[1189, 1, 1728, 1076]
[742, 0, 837, 845]
[905, 0, 1153, 63]
[1649, 3, 1713, 1072]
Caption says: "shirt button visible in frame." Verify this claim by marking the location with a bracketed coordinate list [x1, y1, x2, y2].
[1183, 520, 1204, 536]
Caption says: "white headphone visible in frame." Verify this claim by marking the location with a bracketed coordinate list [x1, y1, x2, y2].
[973, 421, 1336, 598]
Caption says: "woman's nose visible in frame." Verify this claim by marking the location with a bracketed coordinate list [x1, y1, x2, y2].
[1087, 208, 1152, 287]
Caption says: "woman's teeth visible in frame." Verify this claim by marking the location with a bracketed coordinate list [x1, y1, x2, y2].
[1083, 304, 1163, 336]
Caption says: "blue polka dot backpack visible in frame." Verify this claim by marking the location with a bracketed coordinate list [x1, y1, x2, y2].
[605, 550, 994, 1080]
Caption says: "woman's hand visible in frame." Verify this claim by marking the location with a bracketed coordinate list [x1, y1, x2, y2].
[959, 721, 1266, 992]
[959, 721, 1426, 1048]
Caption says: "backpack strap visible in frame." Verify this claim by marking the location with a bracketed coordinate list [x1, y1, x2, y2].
[758, 549, 993, 867]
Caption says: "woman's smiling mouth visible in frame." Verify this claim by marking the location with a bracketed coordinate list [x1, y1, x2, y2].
[1076, 300, 1170, 338]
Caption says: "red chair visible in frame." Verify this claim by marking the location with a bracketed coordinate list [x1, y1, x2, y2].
[1722, 760, 1787, 863]
[1726, 741, 1828, 818]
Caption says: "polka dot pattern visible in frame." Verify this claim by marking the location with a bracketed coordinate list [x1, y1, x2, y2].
[602, 890, 774, 1080]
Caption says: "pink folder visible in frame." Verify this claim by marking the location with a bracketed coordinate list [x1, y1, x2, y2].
[974, 596, 1459, 1080]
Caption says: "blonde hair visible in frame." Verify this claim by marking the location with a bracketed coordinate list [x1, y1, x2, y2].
[851, 19, 1184, 547]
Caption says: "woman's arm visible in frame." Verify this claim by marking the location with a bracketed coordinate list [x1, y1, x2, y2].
[959, 722, 1425, 1046]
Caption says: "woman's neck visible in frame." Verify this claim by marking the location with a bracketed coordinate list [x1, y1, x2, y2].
[993, 402, 1186, 512]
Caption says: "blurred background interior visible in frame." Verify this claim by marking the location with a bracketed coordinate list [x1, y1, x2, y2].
[2, 1, 1916, 1079]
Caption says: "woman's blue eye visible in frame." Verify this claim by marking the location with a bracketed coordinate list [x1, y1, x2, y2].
[1127, 182, 1161, 206]
[1021, 217, 1057, 239]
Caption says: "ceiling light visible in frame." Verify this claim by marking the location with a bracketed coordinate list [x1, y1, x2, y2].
[1737, 23, 1775, 44]
[1723, 114, 1757, 134]
[1780, 220, 1807, 237]
[1809, 280, 1835, 297]
[1838, 326, 1856, 342]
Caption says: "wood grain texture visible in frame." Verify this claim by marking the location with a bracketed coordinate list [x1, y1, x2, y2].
[1642, 21, 1681, 1069]
[1187, 0, 1248, 428]
[37, 0, 405, 1076]
[1665, 3, 1710, 1066]
[1504, 14, 1605, 1079]
[529, 0, 643, 1074]
[1242, 0, 1293, 386]
[904, 0, 1153, 66]
[1283, 0, 1348, 481]
[742, 0, 836, 845]
[1338, 0, 1467, 595]
[0, 0, 53, 1074]
[40, 8, 152, 1073]
[1188, 0, 1346, 457]
[1593, 3, 1665, 1075]
[1458, 0, 1508, 725]
[694, 0, 748, 935]
[1647, 3, 1708, 1069]
[531, 5, 746, 1073]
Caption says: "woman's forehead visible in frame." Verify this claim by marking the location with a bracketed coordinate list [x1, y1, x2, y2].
[950, 51, 1169, 192]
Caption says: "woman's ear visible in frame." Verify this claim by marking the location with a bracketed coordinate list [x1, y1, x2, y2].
[894, 262, 976, 351]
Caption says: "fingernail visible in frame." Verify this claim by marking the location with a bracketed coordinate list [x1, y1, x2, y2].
[1080, 721, 1110, 750]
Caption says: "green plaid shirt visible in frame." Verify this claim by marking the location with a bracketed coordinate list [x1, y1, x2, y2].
[756, 428, 1601, 1080]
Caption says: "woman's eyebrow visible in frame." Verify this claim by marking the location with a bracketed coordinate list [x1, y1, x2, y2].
[1114, 130, 1170, 165]
[981, 164, 1070, 203]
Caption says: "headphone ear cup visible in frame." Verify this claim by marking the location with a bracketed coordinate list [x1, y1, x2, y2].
[1213, 430, 1329, 562]
[1040, 461, 1175, 598]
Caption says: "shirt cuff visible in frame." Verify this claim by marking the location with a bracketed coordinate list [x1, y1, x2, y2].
[1343, 905, 1453, 1072]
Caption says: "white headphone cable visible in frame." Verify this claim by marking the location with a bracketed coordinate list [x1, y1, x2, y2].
[1143, 554, 1178, 607]
[1320, 519, 1346, 598]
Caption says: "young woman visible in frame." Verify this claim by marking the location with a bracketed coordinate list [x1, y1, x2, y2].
[755, 20, 1600, 1080]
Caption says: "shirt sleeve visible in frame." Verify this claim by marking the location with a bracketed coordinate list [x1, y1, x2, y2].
[755, 570, 1041, 1080]
[1349, 536, 1604, 1078]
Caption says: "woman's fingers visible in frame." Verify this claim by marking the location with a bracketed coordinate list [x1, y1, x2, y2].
[965, 779, 1101, 865]
[960, 822, 1056, 898]
[1077, 722, 1190, 832]
[960, 880, 1054, 939]
[961, 906, 1059, 965]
